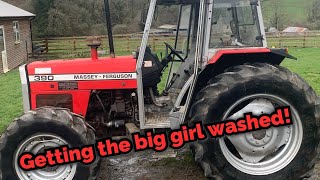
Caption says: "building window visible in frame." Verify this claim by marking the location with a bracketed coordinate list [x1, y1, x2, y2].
[13, 21, 20, 44]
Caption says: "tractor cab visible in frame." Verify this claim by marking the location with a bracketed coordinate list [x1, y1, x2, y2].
[138, 0, 267, 129]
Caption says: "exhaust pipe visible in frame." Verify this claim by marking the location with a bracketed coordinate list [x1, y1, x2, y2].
[104, 0, 115, 58]
[87, 37, 102, 61]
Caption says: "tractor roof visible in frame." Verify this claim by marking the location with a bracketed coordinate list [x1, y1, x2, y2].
[157, 0, 200, 5]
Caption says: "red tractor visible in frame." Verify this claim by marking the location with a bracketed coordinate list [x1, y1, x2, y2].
[1, 0, 319, 179]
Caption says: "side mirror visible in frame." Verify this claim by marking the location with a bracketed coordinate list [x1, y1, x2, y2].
[230, 20, 237, 34]
[141, 3, 148, 25]
[140, 3, 159, 25]
[154, 5, 159, 21]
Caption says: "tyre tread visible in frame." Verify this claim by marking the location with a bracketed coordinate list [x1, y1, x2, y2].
[0, 107, 99, 180]
[190, 63, 320, 179]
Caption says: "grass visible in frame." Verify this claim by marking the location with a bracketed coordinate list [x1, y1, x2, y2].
[281, 48, 320, 93]
[0, 70, 23, 132]
[0, 48, 319, 132]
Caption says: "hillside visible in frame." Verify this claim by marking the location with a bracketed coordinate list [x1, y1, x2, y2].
[2, 0, 31, 11]
[262, 0, 311, 28]
[3, 0, 313, 37]
[275, 0, 312, 22]
[5, 0, 309, 20]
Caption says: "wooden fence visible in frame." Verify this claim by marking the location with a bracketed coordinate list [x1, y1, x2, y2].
[30, 31, 320, 60]
[266, 31, 320, 48]
[30, 34, 177, 59]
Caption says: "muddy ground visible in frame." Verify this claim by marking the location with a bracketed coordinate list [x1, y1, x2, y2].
[97, 147, 206, 180]
[97, 147, 320, 180]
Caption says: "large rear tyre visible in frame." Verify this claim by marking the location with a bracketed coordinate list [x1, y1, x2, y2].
[190, 63, 320, 179]
[0, 107, 100, 180]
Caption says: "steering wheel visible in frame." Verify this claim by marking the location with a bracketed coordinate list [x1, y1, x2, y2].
[164, 42, 185, 62]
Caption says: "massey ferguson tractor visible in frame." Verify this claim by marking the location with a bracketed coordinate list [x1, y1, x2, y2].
[1, 0, 319, 179]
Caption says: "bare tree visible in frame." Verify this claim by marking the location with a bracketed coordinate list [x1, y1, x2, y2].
[307, 0, 320, 29]
[262, 0, 288, 30]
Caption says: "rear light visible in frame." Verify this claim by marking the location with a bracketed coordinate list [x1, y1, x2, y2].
[36, 94, 73, 110]
[284, 48, 289, 54]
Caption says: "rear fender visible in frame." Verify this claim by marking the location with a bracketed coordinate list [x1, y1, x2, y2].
[193, 48, 297, 100]
[207, 48, 297, 65]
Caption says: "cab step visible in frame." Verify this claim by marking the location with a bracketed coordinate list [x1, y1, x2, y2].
[125, 123, 140, 134]
[112, 136, 127, 141]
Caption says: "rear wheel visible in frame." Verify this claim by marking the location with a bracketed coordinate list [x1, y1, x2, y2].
[190, 63, 320, 179]
[0, 107, 100, 180]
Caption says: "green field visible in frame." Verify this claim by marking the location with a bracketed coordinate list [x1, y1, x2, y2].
[281, 48, 320, 93]
[0, 48, 319, 132]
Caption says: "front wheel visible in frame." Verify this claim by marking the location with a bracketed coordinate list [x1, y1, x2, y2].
[190, 63, 320, 179]
[0, 107, 100, 180]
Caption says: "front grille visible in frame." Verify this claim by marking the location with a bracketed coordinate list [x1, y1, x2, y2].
[36, 94, 73, 110]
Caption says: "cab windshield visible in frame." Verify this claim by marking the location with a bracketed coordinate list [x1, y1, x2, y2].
[210, 0, 263, 48]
